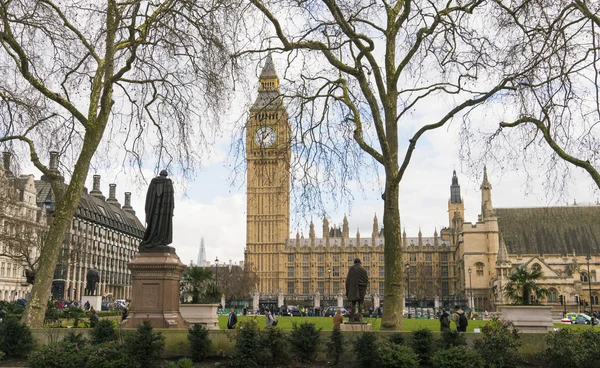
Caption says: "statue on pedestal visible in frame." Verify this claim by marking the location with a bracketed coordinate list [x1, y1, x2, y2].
[86, 268, 100, 296]
[139, 170, 175, 253]
[346, 258, 369, 322]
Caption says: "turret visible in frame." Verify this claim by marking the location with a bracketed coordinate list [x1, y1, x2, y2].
[372, 214, 378, 243]
[480, 166, 493, 220]
[418, 227, 423, 246]
[309, 219, 315, 246]
[448, 170, 465, 228]
[343, 214, 349, 238]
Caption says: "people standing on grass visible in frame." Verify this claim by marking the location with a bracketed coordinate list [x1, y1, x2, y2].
[452, 305, 468, 332]
[227, 307, 238, 329]
[265, 308, 274, 327]
[439, 309, 451, 332]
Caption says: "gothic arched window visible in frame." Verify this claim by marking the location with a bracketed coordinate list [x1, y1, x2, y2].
[547, 288, 558, 303]
[581, 273, 589, 282]
[475, 262, 484, 276]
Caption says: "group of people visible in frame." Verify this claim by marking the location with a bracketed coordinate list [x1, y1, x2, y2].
[438, 305, 470, 332]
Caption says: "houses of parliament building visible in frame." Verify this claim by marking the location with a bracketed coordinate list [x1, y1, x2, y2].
[244, 57, 600, 312]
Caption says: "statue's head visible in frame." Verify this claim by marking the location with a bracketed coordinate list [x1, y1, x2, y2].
[159, 170, 168, 177]
[354, 258, 361, 264]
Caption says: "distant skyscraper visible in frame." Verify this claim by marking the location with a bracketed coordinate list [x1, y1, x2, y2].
[197, 237, 206, 267]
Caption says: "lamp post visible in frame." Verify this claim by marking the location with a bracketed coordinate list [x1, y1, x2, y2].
[586, 255, 594, 328]
[215, 257, 219, 305]
[405, 263, 411, 318]
[468, 267, 473, 311]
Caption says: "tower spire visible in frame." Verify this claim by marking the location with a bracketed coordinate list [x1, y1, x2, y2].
[480, 166, 494, 219]
[450, 170, 462, 204]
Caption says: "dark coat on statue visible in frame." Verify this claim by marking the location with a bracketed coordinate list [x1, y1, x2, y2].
[139, 170, 174, 251]
[346, 262, 369, 302]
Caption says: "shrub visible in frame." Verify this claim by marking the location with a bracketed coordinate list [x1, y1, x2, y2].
[262, 326, 289, 364]
[63, 330, 88, 347]
[289, 321, 321, 362]
[0, 351, 6, 360]
[473, 317, 521, 368]
[431, 346, 484, 368]
[410, 328, 435, 365]
[124, 320, 165, 368]
[90, 319, 117, 345]
[44, 300, 61, 327]
[85, 341, 135, 368]
[188, 323, 211, 362]
[27, 341, 87, 368]
[168, 358, 194, 368]
[540, 328, 600, 368]
[439, 330, 467, 349]
[388, 333, 405, 345]
[63, 307, 88, 328]
[231, 319, 264, 368]
[0, 318, 33, 358]
[378, 341, 419, 368]
[354, 332, 379, 368]
[327, 328, 345, 365]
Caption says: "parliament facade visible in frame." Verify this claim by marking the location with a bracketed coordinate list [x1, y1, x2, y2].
[244, 57, 600, 312]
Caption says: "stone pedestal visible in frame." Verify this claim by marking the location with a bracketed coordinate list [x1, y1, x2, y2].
[179, 304, 219, 329]
[82, 295, 102, 312]
[499, 305, 554, 333]
[340, 322, 372, 331]
[121, 251, 188, 329]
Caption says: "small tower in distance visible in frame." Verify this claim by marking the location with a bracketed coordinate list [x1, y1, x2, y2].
[197, 237, 207, 267]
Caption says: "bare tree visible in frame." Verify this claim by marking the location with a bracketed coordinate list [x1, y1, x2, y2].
[236, 0, 542, 330]
[408, 263, 440, 307]
[215, 263, 259, 304]
[0, 0, 236, 327]
[466, 0, 600, 193]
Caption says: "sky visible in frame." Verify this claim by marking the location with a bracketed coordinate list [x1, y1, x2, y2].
[16, 59, 600, 268]
[98, 72, 599, 268]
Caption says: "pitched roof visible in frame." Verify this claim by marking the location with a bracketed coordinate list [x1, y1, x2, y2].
[496, 206, 600, 256]
[35, 179, 144, 238]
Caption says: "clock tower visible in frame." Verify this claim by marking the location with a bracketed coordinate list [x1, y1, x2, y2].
[245, 56, 291, 294]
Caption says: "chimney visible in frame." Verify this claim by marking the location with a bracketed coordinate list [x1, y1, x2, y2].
[106, 183, 120, 208]
[89, 174, 105, 201]
[49, 151, 59, 171]
[41, 151, 64, 183]
[2, 152, 14, 177]
[122, 192, 135, 215]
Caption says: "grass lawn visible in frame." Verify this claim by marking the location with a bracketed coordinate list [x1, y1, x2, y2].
[219, 315, 597, 331]
[218, 315, 491, 331]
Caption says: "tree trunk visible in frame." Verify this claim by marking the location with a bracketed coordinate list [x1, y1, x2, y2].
[21, 132, 100, 328]
[381, 177, 403, 331]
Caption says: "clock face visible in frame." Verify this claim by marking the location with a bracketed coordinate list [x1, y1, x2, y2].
[255, 126, 276, 147]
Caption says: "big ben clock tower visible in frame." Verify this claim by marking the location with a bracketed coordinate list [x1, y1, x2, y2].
[245, 56, 291, 294]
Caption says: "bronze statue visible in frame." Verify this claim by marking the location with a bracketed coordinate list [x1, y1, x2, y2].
[25, 269, 36, 285]
[139, 170, 175, 253]
[86, 268, 100, 295]
[346, 258, 369, 322]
